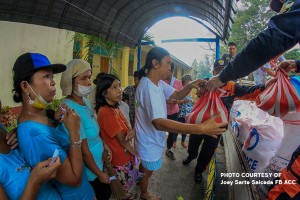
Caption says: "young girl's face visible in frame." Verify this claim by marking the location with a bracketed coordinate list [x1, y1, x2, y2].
[104, 79, 123, 106]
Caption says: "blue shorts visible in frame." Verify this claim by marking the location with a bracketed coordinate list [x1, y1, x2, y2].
[141, 157, 163, 171]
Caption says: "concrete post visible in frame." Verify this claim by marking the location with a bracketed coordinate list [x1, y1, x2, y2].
[121, 47, 130, 87]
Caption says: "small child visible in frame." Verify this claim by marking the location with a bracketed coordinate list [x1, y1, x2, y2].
[176, 74, 194, 148]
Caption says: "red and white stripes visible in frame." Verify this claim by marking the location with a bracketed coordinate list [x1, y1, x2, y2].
[186, 90, 228, 124]
[256, 69, 300, 117]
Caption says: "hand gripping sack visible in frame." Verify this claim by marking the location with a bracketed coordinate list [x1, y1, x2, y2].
[185, 90, 228, 124]
[256, 69, 300, 117]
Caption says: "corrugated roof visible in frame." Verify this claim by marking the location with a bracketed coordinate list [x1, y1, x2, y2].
[0, 0, 238, 47]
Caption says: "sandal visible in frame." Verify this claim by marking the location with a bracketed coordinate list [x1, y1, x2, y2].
[165, 150, 175, 160]
[181, 142, 188, 148]
[172, 142, 177, 148]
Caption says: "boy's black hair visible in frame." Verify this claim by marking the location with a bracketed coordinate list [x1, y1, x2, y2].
[228, 42, 237, 47]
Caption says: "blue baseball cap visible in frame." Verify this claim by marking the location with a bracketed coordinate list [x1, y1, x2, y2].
[13, 53, 66, 82]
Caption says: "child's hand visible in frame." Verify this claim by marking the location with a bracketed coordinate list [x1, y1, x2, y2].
[276, 60, 297, 73]
[104, 143, 112, 162]
[125, 129, 135, 141]
[97, 172, 111, 184]
[196, 85, 206, 96]
[166, 99, 177, 104]
[198, 113, 227, 138]
[265, 78, 277, 89]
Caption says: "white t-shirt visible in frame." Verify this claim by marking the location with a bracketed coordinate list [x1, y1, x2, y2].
[119, 101, 130, 125]
[253, 55, 285, 84]
[134, 77, 175, 162]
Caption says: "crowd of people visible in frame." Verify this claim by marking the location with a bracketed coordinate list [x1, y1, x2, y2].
[0, 47, 225, 200]
[0, 0, 299, 199]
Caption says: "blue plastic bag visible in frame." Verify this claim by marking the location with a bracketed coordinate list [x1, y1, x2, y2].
[290, 76, 300, 96]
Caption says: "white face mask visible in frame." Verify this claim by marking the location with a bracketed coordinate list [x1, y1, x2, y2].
[26, 82, 51, 110]
[73, 82, 92, 97]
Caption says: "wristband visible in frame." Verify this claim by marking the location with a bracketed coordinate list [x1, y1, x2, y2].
[69, 140, 82, 148]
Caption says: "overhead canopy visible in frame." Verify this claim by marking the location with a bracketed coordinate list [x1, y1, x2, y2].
[0, 0, 238, 47]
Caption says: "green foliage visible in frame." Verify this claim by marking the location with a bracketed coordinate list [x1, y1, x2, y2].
[112, 67, 119, 77]
[0, 106, 10, 114]
[0, 106, 18, 131]
[193, 56, 213, 79]
[219, 43, 228, 57]
[48, 98, 63, 111]
[72, 32, 122, 73]
[226, 0, 275, 50]
[142, 33, 154, 42]
[284, 49, 300, 60]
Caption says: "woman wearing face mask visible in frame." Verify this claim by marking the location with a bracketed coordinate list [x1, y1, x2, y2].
[60, 59, 112, 200]
[14, 53, 95, 200]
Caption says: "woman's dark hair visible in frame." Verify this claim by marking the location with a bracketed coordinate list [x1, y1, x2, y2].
[133, 71, 139, 78]
[95, 74, 120, 112]
[12, 72, 35, 103]
[93, 72, 107, 84]
[181, 74, 192, 85]
[138, 47, 170, 79]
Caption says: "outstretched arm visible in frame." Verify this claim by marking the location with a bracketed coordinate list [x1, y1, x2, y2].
[206, 4, 300, 91]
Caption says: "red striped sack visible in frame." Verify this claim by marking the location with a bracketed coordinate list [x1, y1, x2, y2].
[185, 90, 228, 124]
[256, 69, 300, 117]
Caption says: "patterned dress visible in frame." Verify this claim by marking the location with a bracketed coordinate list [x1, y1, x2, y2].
[178, 95, 194, 119]
[123, 85, 136, 127]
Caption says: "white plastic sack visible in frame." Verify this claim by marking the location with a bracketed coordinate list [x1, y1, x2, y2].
[230, 100, 253, 123]
[267, 112, 300, 173]
[234, 107, 254, 145]
[242, 114, 284, 173]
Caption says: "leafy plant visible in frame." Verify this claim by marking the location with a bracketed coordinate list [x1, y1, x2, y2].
[192, 56, 213, 79]
[142, 33, 154, 42]
[48, 98, 63, 111]
[284, 49, 300, 60]
[226, 0, 275, 51]
[72, 33, 122, 73]
[0, 106, 18, 131]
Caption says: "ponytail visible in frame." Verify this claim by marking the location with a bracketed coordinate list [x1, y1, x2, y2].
[138, 47, 170, 79]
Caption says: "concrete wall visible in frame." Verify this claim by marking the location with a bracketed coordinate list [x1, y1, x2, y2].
[0, 21, 74, 107]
